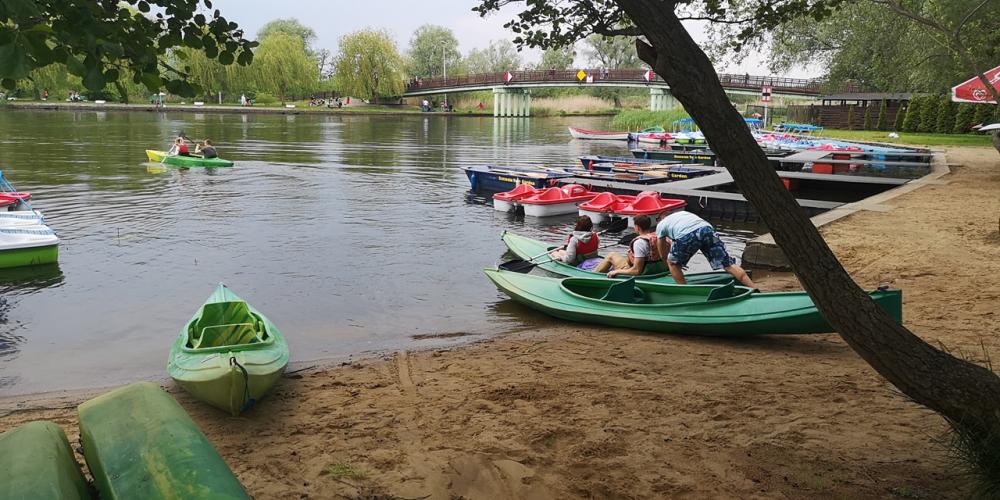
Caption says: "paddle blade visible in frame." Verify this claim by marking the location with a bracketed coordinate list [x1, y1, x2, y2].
[497, 259, 536, 273]
[618, 232, 638, 245]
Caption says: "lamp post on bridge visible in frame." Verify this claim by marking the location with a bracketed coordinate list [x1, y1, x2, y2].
[440, 42, 448, 110]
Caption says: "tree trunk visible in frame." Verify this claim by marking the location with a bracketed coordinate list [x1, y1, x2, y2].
[617, 0, 1000, 432]
[115, 81, 129, 105]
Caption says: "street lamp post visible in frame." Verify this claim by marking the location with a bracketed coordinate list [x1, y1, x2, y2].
[441, 43, 448, 110]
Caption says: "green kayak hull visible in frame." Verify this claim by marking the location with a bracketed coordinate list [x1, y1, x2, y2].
[0, 243, 58, 269]
[0, 421, 89, 500]
[484, 269, 903, 336]
[78, 382, 250, 500]
[146, 149, 234, 168]
[501, 230, 736, 285]
[168, 284, 289, 416]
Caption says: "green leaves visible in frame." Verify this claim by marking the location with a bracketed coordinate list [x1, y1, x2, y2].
[333, 29, 404, 100]
[1, 0, 255, 99]
[0, 38, 30, 80]
[83, 64, 106, 92]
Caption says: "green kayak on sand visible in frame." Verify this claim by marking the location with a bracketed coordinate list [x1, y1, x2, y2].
[146, 149, 234, 168]
[168, 284, 288, 416]
[501, 230, 737, 285]
[79, 382, 250, 500]
[484, 269, 903, 336]
[0, 421, 89, 500]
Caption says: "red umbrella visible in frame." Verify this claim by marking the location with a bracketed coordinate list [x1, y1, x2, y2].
[951, 65, 1000, 104]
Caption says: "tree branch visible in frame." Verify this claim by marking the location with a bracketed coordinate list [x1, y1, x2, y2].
[676, 15, 755, 24]
[593, 26, 644, 36]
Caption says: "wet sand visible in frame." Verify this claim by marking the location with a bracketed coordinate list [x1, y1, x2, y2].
[1, 146, 997, 499]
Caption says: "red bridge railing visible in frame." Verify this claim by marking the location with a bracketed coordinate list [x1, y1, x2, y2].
[405, 69, 841, 95]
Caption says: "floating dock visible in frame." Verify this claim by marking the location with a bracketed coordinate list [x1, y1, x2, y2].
[560, 168, 909, 222]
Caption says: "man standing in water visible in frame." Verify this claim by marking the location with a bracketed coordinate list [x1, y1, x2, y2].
[655, 211, 756, 288]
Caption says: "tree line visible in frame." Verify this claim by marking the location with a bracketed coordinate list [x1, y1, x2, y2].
[841, 96, 999, 134]
[9, 17, 644, 106]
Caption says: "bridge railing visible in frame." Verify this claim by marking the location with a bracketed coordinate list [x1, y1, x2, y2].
[405, 69, 834, 95]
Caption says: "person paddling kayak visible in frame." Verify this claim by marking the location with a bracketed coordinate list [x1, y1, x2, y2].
[195, 139, 218, 159]
[595, 215, 666, 277]
[549, 216, 600, 265]
[655, 210, 755, 287]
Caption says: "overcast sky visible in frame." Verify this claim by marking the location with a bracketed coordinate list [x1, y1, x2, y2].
[210, 0, 820, 78]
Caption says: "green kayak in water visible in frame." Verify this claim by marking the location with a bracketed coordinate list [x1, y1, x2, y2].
[500, 230, 737, 285]
[484, 269, 903, 336]
[146, 149, 234, 168]
[168, 284, 289, 416]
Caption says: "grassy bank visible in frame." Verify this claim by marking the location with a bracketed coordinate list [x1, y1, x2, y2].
[819, 129, 994, 147]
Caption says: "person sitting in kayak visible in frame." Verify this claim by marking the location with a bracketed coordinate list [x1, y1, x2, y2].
[168, 137, 191, 156]
[195, 139, 218, 159]
[655, 210, 755, 288]
[594, 215, 666, 277]
[549, 216, 600, 265]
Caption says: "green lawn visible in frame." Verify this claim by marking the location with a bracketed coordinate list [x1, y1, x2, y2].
[818, 129, 994, 147]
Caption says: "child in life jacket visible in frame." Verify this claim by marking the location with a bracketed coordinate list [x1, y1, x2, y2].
[549, 216, 600, 266]
[168, 137, 191, 156]
[594, 214, 667, 277]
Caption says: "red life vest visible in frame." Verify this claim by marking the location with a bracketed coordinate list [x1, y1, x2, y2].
[627, 233, 661, 264]
[566, 232, 599, 256]
[177, 143, 189, 155]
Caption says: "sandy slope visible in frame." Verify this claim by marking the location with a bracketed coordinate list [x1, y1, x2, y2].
[1, 146, 997, 499]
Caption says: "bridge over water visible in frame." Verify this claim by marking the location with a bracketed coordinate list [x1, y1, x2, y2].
[403, 69, 829, 117]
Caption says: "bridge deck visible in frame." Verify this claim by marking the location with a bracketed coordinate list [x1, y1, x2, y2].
[405, 69, 837, 97]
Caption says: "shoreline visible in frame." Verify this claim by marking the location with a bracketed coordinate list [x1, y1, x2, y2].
[2, 101, 618, 117]
[0, 145, 996, 498]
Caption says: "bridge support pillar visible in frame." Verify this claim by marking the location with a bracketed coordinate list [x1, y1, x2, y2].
[649, 88, 676, 111]
[493, 87, 531, 117]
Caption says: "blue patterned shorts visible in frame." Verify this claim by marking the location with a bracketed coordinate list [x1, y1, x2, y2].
[668, 226, 736, 270]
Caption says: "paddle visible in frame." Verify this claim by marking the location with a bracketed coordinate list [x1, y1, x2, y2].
[499, 218, 631, 273]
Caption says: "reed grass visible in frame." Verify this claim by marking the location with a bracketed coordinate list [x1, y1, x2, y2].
[612, 108, 691, 131]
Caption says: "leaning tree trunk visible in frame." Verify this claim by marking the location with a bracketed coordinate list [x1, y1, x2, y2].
[616, 0, 1000, 433]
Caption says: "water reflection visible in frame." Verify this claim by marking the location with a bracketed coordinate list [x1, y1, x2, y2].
[0, 110, 761, 395]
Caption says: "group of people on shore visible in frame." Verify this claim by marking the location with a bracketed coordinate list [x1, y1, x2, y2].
[551, 211, 755, 288]
[167, 137, 218, 158]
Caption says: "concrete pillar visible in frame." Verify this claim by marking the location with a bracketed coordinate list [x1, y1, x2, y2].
[649, 88, 677, 111]
[525, 93, 531, 117]
[493, 89, 500, 117]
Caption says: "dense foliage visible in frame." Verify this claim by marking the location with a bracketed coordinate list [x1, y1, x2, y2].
[407, 25, 463, 79]
[463, 39, 522, 73]
[0, 0, 255, 96]
[763, 1, 1000, 96]
[332, 29, 405, 100]
[251, 33, 319, 104]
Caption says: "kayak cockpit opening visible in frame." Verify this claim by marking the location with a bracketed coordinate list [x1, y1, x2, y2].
[560, 278, 752, 306]
[187, 301, 270, 349]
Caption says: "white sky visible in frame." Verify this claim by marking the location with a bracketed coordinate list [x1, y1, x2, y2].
[209, 0, 821, 78]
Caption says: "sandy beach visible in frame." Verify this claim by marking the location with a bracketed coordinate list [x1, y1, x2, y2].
[1, 146, 997, 499]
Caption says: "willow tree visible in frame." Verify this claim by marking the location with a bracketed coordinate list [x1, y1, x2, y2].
[251, 32, 318, 104]
[332, 29, 405, 101]
[475, 0, 1000, 491]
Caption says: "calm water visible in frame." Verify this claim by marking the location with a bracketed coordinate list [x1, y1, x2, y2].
[0, 110, 759, 395]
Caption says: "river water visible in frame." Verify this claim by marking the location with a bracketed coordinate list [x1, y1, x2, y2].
[0, 110, 760, 395]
